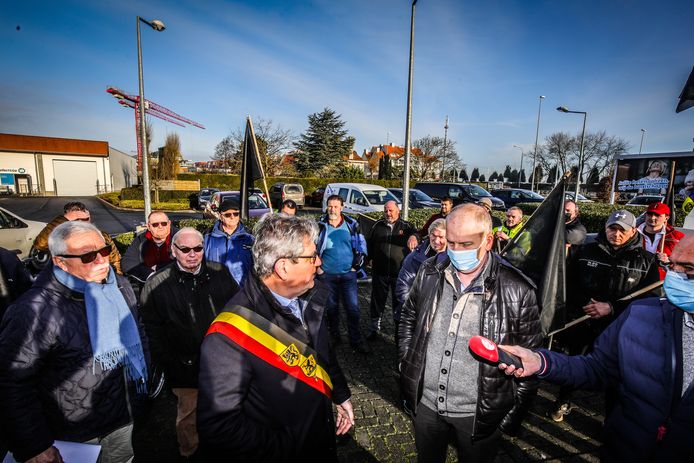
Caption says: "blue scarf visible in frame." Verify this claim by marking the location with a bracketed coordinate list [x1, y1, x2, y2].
[53, 266, 148, 393]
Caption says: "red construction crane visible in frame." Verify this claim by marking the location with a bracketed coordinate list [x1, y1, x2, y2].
[106, 85, 205, 173]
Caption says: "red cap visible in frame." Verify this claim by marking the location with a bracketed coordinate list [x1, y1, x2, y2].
[647, 202, 670, 215]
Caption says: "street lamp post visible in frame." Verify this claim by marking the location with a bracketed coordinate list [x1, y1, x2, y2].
[531, 95, 545, 192]
[513, 145, 523, 187]
[441, 115, 449, 181]
[639, 128, 646, 154]
[402, 0, 417, 221]
[137, 16, 166, 220]
[557, 106, 588, 200]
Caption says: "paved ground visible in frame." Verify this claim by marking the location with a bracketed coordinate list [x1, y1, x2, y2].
[133, 280, 603, 462]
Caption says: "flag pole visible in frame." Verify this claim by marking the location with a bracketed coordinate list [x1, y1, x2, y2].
[246, 116, 272, 211]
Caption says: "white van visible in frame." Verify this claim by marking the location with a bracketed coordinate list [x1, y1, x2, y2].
[322, 183, 401, 214]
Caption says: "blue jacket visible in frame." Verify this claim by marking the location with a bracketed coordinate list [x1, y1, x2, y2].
[317, 214, 367, 279]
[394, 240, 445, 320]
[204, 221, 254, 286]
[539, 297, 694, 462]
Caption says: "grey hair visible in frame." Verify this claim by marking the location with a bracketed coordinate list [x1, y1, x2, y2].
[428, 218, 446, 235]
[507, 206, 523, 216]
[172, 227, 204, 245]
[448, 203, 493, 235]
[252, 213, 318, 278]
[48, 221, 104, 256]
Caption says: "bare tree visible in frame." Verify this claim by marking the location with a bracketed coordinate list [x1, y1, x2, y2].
[158, 133, 181, 180]
[212, 135, 240, 172]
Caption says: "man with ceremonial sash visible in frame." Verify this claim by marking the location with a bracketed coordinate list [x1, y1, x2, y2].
[197, 214, 353, 462]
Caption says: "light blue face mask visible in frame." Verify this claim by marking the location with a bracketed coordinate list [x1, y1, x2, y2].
[663, 270, 694, 313]
[447, 241, 484, 272]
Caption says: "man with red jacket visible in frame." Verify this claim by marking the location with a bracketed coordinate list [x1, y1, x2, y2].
[637, 202, 684, 279]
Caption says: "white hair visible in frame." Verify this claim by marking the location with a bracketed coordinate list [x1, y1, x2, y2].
[252, 213, 318, 278]
[428, 218, 446, 235]
[172, 227, 204, 245]
[48, 221, 104, 256]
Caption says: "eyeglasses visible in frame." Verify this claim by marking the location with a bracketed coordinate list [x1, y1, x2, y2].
[149, 221, 169, 228]
[280, 253, 320, 264]
[58, 244, 112, 264]
[174, 244, 204, 254]
[222, 212, 240, 218]
[667, 263, 694, 280]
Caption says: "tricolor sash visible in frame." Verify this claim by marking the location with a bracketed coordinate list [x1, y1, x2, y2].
[207, 305, 333, 398]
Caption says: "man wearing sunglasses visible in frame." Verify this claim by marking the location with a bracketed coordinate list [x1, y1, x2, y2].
[204, 198, 254, 286]
[140, 228, 239, 460]
[0, 221, 147, 463]
[499, 234, 694, 463]
[31, 201, 123, 274]
[637, 202, 685, 279]
[198, 214, 353, 461]
[123, 211, 178, 287]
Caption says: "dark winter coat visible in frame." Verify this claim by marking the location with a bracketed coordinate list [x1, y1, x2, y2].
[203, 221, 254, 286]
[197, 274, 351, 462]
[139, 260, 239, 388]
[394, 240, 444, 318]
[539, 298, 694, 462]
[0, 247, 33, 320]
[367, 218, 416, 277]
[398, 253, 543, 439]
[0, 266, 145, 462]
[123, 227, 179, 283]
[565, 217, 587, 246]
[567, 229, 660, 324]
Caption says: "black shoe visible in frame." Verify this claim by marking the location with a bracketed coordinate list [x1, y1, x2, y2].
[352, 343, 371, 354]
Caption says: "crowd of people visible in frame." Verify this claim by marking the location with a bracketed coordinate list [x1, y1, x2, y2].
[0, 195, 691, 463]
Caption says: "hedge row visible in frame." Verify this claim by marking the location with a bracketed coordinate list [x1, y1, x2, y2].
[120, 188, 194, 201]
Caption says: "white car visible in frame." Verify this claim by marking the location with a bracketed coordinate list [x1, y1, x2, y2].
[0, 207, 47, 259]
[322, 183, 400, 214]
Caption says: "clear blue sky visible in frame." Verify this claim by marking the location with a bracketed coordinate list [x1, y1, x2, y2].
[2, 0, 693, 174]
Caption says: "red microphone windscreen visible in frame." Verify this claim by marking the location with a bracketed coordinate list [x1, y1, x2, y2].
[468, 335, 499, 363]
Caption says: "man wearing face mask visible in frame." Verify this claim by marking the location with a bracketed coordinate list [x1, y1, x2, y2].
[498, 234, 694, 463]
[398, 204, 542, 462]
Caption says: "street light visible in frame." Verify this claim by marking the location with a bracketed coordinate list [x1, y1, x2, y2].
[556, 105, 588, 201]
[513, 145, 523, 187]
[639, 128, 646, 154]
[402, 0, 417, 221]
[531, 95, 545, 193]
[137, 16, 166, 220]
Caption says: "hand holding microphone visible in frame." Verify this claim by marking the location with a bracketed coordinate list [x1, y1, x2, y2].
[468, 335, 542, 378]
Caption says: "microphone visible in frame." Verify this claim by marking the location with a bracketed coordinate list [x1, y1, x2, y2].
[468, 335, 523, 369]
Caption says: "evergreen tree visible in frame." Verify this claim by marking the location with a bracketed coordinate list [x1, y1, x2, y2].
[378, 154, 393, 180]
[294, 107, 355, 176]
[510, 169, 519, 184]
[489, 172, 498, 181]
[470, 168, 480, 181]
[503, 165, 513, 181]
[587, 166, 600, 184]
[460, 169, 469, 181]
[158, 133, 181, 180]
[479, 174, 486, 182]
[520, 169, 527, 183]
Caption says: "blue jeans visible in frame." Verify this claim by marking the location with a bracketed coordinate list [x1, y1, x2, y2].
[319, 271, 362, 346]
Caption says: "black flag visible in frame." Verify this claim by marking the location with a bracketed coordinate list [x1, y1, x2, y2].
[676, 66, 694, 113]
[501, 176, 568, 335]
[240, 117, 267, 220]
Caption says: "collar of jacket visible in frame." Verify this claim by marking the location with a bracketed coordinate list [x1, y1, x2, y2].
[320, 212, 356, 228]
[173, 259, 210, 283]
[424, 252, 537, 289]
[211, 220, 249, 239]
[243, 271, 319, 322]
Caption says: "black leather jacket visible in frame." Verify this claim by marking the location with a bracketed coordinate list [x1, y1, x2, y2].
[398, 253, 542, 439]
[140, 260, 239, 388]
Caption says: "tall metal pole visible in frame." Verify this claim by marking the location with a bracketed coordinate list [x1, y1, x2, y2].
[137, 17, 152, 220]
[574, 113, 587, 200]
[441, 115, 449, 181]
[639, 128, 646, 154]
[531, 95, 545, 192]
[402, 0, 417, 221]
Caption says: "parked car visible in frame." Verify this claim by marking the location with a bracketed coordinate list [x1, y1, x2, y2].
[490, 188, 545, 208]
[388, 188, 440, 209]
[308, 187, 325, 207]
[414, 182, 505, 210]
[564, 192, 594, 203]
[626, 195, 665, 207]
[0, 206, 47, 259]
[322, 183, 400, 214]
[203, 191, 271, 219]
[195, 188, 220, 210]
[269, 183, 305, 209]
